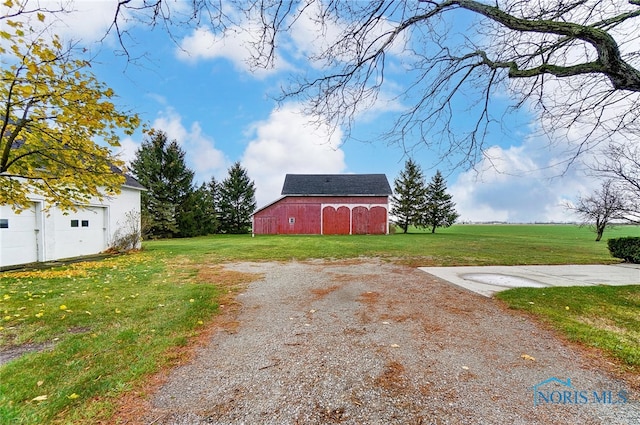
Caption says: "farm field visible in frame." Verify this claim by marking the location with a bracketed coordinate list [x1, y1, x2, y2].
[0, 224, 639, 423]
[144, 224, 640, 266]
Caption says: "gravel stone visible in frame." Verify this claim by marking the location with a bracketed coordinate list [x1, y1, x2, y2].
[145, 260, 640, 424]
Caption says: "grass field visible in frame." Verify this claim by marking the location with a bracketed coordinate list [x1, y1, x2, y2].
[143, 224, 640, 265]
[0, 224, 638, 423]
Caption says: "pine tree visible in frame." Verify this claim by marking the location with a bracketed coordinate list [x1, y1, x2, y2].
[130, 129, 195, 238]
[391, 159, 428, 233]
[422, 170, 459, 234]
[218, 162, 256, 234]
[177, 183, 219, 237]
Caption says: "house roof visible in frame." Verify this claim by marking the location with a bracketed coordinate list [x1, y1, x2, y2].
[281, 174, 392, 196]
[110, 165, 145, 190]
[123, 173, 145, 190]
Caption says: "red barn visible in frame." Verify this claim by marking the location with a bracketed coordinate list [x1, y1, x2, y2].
[252, 174, 392, 235]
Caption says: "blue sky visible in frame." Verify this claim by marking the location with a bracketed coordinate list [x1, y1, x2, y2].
[7, 0, 611, 222]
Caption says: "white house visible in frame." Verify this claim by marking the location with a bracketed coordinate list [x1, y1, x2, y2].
[0, 174, 144, 268]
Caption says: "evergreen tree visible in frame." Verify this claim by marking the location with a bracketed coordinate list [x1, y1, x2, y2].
[218, 162, 256, 234]
[177, 183, 219, 237]
[391, 159, 428, 233]
[206, 177, 221, 233]
[130, 129, 194, 238]
[422, 170, 459, 234]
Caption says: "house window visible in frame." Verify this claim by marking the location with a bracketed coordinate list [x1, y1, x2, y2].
[288, 217, 295, 224]
[71, 219, 79, 227]
[81, 220, 89, 227]
[0, 219, 8, 229]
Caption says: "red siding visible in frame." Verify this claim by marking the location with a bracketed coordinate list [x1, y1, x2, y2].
[253, 196, 388, 235]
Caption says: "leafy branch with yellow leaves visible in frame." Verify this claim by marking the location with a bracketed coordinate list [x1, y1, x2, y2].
[0, 17, 140, 212]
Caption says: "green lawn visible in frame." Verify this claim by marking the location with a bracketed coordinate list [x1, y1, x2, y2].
[144, 224, 639, 265]
[0, 253, 256, 424]
[0, 224, 638, 423]
[496, 285, 640, 369]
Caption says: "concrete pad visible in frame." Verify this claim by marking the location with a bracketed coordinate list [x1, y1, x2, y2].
[419, 264, 640, 297]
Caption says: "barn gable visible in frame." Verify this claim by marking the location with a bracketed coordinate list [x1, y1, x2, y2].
[253, 174, 392, 235]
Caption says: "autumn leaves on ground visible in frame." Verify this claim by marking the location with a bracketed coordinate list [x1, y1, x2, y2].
[0, 252, 257, 424]
[1, 225, 639, 423]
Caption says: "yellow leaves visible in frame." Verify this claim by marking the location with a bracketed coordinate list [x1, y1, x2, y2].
[31, 395, 48, 402]
[37, 12, 45, 22]
[7, 268, 88, 280]
[521, 354, 536, 361]
[59, 305, 67, 311]
[67, 393, 79, 400]
[1, 20, 142, 212]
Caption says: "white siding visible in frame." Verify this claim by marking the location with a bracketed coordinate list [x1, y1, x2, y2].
[1, 185, 142, 268]
[107, 186, 142, 248]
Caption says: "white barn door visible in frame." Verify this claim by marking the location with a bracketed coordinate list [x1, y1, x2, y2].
[52, 206, 107, 260]
[0, 203, 41, 267]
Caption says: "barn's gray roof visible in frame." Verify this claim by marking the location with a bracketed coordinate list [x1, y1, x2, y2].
[281, 174, 392, 196]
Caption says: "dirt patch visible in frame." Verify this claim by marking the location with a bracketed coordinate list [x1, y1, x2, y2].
[0, 342, 55, 366]
[112, 260, 639, 424]
[375, 360, 408, 392]
[310, 284, 343, 300]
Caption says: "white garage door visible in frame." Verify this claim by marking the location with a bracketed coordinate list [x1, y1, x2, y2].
[52, 206, 107, 260]
[0, 203, 40, 267]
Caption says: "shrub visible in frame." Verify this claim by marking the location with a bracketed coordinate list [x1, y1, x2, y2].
[607, 237, 640, 263]
[110, 211, 143, 252]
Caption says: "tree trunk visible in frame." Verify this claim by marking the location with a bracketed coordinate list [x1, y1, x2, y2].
[595, 226, 604, 242]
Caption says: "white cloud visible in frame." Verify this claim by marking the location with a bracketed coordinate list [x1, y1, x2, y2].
[176, 24, 290, 77]
[115, 108, 229, 184]
[288, 1, 407, 68]
[116, 136, 141, 167]
[450, 140, 596, 223]
[1, 0, 130, 45]
[151, 108, 229, 184]
[242, 104, 347, 208]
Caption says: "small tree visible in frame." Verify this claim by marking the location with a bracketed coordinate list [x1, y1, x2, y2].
[218, 162, 256, 234]
[592, 143, 640, 223]
[130, 129, 195, 238]
[110, 210, 143, 252]
[422, 170, 459, 234]
[566, 179, 627, 241]
[391, 159, 428, 233]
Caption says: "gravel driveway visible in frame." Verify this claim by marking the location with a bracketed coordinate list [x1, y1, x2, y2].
[144, 260, 639, 424]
